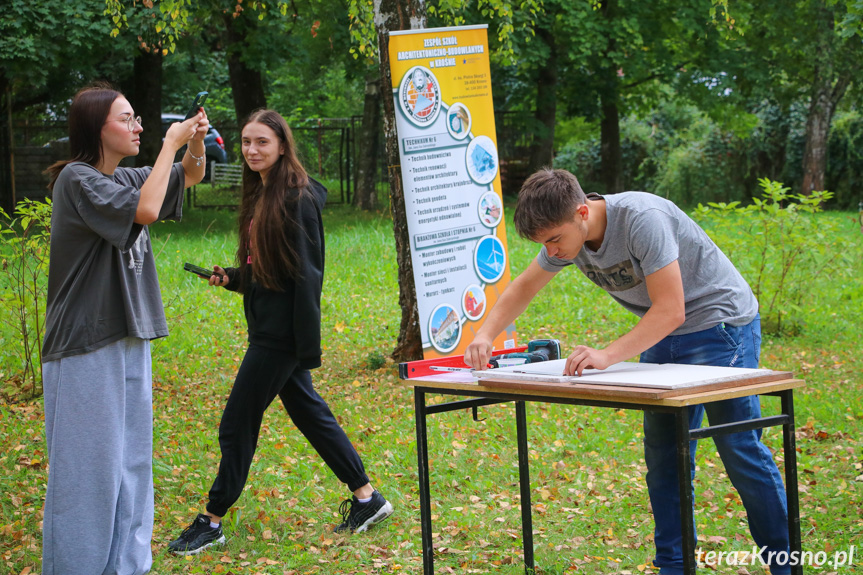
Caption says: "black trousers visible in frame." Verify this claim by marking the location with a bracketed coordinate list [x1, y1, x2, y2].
[206, 344, 370, 517]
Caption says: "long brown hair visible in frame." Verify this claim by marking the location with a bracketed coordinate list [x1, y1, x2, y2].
[236, 109, 310, 292]
[46, 83, 122, 190]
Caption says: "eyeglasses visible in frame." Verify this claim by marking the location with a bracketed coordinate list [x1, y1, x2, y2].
[114, 115, 142, 132]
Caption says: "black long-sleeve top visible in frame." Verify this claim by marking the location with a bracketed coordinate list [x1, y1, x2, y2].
[224, 179, 327, 369]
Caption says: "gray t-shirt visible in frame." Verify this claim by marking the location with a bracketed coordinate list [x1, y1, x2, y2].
[536, 192, 758, 335]
[42, 161, 185, 361]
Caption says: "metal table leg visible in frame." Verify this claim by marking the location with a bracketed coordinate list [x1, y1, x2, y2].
[415, 389, 434, 575]
[782, 390, 804, 575]
[515, 401, 535, 574]
[675, 407, 697, 575]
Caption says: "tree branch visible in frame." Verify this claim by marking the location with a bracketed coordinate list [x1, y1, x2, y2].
[830, 70, 853, 107]
[622, 61, 692, 90]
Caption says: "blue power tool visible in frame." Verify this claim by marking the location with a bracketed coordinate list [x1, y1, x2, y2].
[488, 339, 561, 368]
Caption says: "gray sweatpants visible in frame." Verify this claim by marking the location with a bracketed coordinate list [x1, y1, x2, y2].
[42, 337, 154, 575]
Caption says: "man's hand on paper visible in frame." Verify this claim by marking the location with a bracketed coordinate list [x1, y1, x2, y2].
[564, 345, 613, 376]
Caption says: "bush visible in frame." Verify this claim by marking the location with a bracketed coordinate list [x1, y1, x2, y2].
[552, 100, 824, 208]
[365, 351, 387, 371]
[554, 116, 659, 196]
[693, 179, 853, 335]
[828, 109, 863, 210]
[0, 198, 52, 400]
[656, 123, 750, 206]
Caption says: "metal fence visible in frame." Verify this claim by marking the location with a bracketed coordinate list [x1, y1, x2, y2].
[3, 111, 533, 208]
[11, 120, 67, 148]
[209, 117, 382, 205]
[4, 117, 375, 206]
[494, 111, 534, 196]
[6, 121, 70, 203]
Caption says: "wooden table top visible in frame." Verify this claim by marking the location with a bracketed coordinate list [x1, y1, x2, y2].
[403, 372, 805, 407]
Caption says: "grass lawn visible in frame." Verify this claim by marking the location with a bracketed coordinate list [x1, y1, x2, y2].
[1, 202, 862, 574]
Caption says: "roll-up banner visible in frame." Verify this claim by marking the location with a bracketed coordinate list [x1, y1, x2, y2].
[388, 24, 517, 358]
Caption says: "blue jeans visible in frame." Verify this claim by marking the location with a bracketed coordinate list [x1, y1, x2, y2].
[640, 315, 790, 575]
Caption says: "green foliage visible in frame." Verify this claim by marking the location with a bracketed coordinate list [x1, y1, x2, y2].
[718, 1, 862, 112]
[1, 0, 118, 107]
[269, 58, 365, 122]
[104, 0, 301, 56]
[708, 0, 740, 38]
[161, 48, 236, 124]
[0, 198, 52, 400]
[523, 0, 729, 124]
[556, 101, 708, 198]
[346, 0, 376, 62]
[347, 0, 541, 64]
[551, 98, 654, 195]
[1, 2, 110, 68]
[552, 98, 853, 210]
[693, 179, 854, 335]
[840, 0, 863, 36]
[365, 350, 388, 370]
[104, 0, 196, 53]
[655, 124, 748, 206]
[827, 109, 863, 209]
[430, 0, 541, 65]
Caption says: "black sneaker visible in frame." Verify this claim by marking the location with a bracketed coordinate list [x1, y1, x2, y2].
[168, 513, 227, 555]
[334, 490, 394, 533]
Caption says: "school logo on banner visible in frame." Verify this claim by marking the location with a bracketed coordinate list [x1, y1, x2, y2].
[399, 66, 441, 127]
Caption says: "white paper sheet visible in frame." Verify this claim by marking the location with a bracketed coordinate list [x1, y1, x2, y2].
[472, 360, 775, 389]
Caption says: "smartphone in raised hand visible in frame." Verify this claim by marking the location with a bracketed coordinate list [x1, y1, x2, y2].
[184, 91, 208, 120]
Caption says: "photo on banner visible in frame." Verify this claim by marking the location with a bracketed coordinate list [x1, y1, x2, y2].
[388, 24, 516, 358]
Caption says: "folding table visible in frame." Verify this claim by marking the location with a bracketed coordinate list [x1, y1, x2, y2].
[400, 356, 805, 575]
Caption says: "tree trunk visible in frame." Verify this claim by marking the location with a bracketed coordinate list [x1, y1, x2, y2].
[353, 69, 381, 211]
[801, 84, 834, 195]
[373, 0, 427, 362]
[527, 25, 557, 174]
[800, 4, 850, 195]
[599, 0, 623, 195]
[0, 74, 15, 212]
[221, 13, 268, 125]
[131, 48, 162, 168]
[600, 94, 623, 195]
[750, 106, 789, 198]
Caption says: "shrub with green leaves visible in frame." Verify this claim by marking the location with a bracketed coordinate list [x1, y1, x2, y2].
[0, 198, 52, 400]
[693, 179, 852, 335]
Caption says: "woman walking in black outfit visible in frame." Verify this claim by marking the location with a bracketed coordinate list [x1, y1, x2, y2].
[169, 109, 392, 555]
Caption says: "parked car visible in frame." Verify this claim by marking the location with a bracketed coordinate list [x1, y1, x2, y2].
[161, 113, 228, 181]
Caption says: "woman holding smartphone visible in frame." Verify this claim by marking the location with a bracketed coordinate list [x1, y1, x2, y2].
[168, 109, 392, 555]
[41, 84, 208, 574]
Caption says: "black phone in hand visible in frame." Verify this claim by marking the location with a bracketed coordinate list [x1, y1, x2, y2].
[184, 91, 208, 120]
[184, 262, 223, 281]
